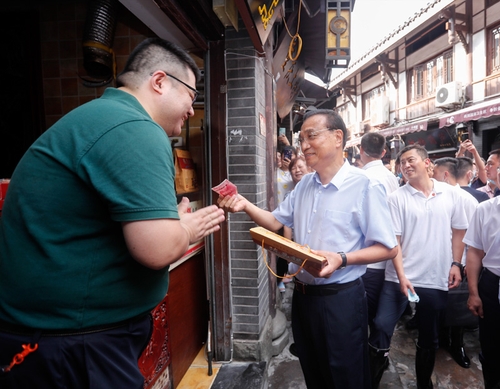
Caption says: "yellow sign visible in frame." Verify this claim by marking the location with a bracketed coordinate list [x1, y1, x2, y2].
[327, 9, 350, 49]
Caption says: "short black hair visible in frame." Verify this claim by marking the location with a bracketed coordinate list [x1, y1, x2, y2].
[360, 132, 386, 158]
[397, 144, 428, 162]
[456, 157, 474, 179]
[489, 148, 500, 158]
[434, 157, 458, 179]
[116, 37, 200, 88]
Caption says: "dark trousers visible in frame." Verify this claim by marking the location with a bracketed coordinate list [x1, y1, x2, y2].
[277, 257, 288, 280]
[478, 269, 500, 379]
[0, 315, 152, 389]
[362, 268, 385, 331]
[292, 278, 370, 389]
[369, 281, 447, 349]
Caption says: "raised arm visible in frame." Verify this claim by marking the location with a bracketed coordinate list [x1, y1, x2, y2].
[217, 194, 283, 232]
[458, 140, 487, 184]
[122, 197, 225, 270]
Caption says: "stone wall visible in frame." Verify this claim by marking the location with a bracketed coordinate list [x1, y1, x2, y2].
[225, 26, 273, 361]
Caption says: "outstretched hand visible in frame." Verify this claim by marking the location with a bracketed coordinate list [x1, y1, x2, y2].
[217, 194, 248, 213]
[178, 197, 225, 244]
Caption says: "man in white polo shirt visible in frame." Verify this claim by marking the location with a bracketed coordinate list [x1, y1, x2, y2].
[369, 144, 468, 389]
[464, 164, 500, 389]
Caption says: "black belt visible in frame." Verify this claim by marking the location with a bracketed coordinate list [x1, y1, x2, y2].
[0, 314, 148, 337]
[294, 278, 360, 296]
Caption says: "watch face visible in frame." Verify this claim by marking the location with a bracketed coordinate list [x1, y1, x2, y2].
[329, 16, 348, 35]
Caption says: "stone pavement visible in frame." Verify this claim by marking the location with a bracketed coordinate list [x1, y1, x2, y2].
[267, 281, 484, 389]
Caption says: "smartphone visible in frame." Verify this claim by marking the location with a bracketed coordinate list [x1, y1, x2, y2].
[460, 132, 469, 142]
[283, 149, 293, 160]
[279, 128, 286, 137]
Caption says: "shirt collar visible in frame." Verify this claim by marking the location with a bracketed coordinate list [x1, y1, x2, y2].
[362, 160, 383, 170]
[312, 159, 351, 189]
[406, 178, 444, 196]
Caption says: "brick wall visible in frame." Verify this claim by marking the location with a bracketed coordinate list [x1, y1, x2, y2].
[225, 28, 272, 359]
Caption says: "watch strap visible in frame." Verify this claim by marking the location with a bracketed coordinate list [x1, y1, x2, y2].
[338, 252, 347, 269]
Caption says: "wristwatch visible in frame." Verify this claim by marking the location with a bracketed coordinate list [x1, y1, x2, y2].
[451, 261, 463, 270]
[338, 252, 347, 269]
[451, 261, 464, 278]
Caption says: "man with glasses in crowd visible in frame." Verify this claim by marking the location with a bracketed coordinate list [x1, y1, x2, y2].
[0, 38, 225, 389]
[218, 109, 397, 389]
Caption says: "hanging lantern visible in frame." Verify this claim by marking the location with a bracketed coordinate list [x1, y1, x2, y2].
[326, 0, 353, 68]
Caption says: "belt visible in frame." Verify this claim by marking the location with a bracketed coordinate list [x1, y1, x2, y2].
[294, 278, 360, 296]
[0, 314, 148, 337]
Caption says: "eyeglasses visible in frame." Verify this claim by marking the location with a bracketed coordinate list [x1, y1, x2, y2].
[155, 71, 199, 103]
[298, 128, 333, 145]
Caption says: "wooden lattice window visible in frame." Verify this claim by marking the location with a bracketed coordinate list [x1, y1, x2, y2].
[362, 86, 385, 121]
[490, 26, 500, 74]
[410, 50, 453, 102]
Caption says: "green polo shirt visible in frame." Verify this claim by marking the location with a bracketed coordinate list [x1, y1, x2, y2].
[0, 88, 179, 329]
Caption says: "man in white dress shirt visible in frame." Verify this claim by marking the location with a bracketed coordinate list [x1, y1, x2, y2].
[359, 132, 399, 388]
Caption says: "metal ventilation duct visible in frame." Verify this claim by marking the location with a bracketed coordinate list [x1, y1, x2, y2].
[82, 0, 118, 86]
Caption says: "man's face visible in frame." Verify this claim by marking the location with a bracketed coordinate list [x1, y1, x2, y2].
[485, 154, 500, 183]
[156, 69, 197, 136]
[399, 149, 430, 182]
[299, 115, 342, 172]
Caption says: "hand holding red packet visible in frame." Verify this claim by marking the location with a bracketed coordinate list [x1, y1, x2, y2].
[212, 179, 238, 196]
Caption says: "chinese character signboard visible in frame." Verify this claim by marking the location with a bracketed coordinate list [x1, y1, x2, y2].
[247, 0, 284, 46]
[273, 31, 305, 118]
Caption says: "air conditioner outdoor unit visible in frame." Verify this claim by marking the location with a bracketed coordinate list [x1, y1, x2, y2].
[370, 96, 390, 127]
[435, 81, 462, 108]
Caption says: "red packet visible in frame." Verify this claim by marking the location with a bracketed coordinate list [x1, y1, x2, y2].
[212, 179, 238, 196]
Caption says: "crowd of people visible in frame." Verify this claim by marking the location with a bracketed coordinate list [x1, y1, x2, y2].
[220, 110, 500, 389]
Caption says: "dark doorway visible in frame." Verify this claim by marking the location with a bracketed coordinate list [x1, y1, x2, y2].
[483, 127, 500, 155]
[0, 11, 45, 178]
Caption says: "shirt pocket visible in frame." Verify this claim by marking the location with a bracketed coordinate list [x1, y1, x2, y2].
[320, 209, 352, 247]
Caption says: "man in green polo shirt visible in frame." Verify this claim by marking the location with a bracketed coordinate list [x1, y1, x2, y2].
[0, 38, 224, 389]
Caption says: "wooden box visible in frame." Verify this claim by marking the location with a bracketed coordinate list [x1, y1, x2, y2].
[249, 226, 327, 271]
